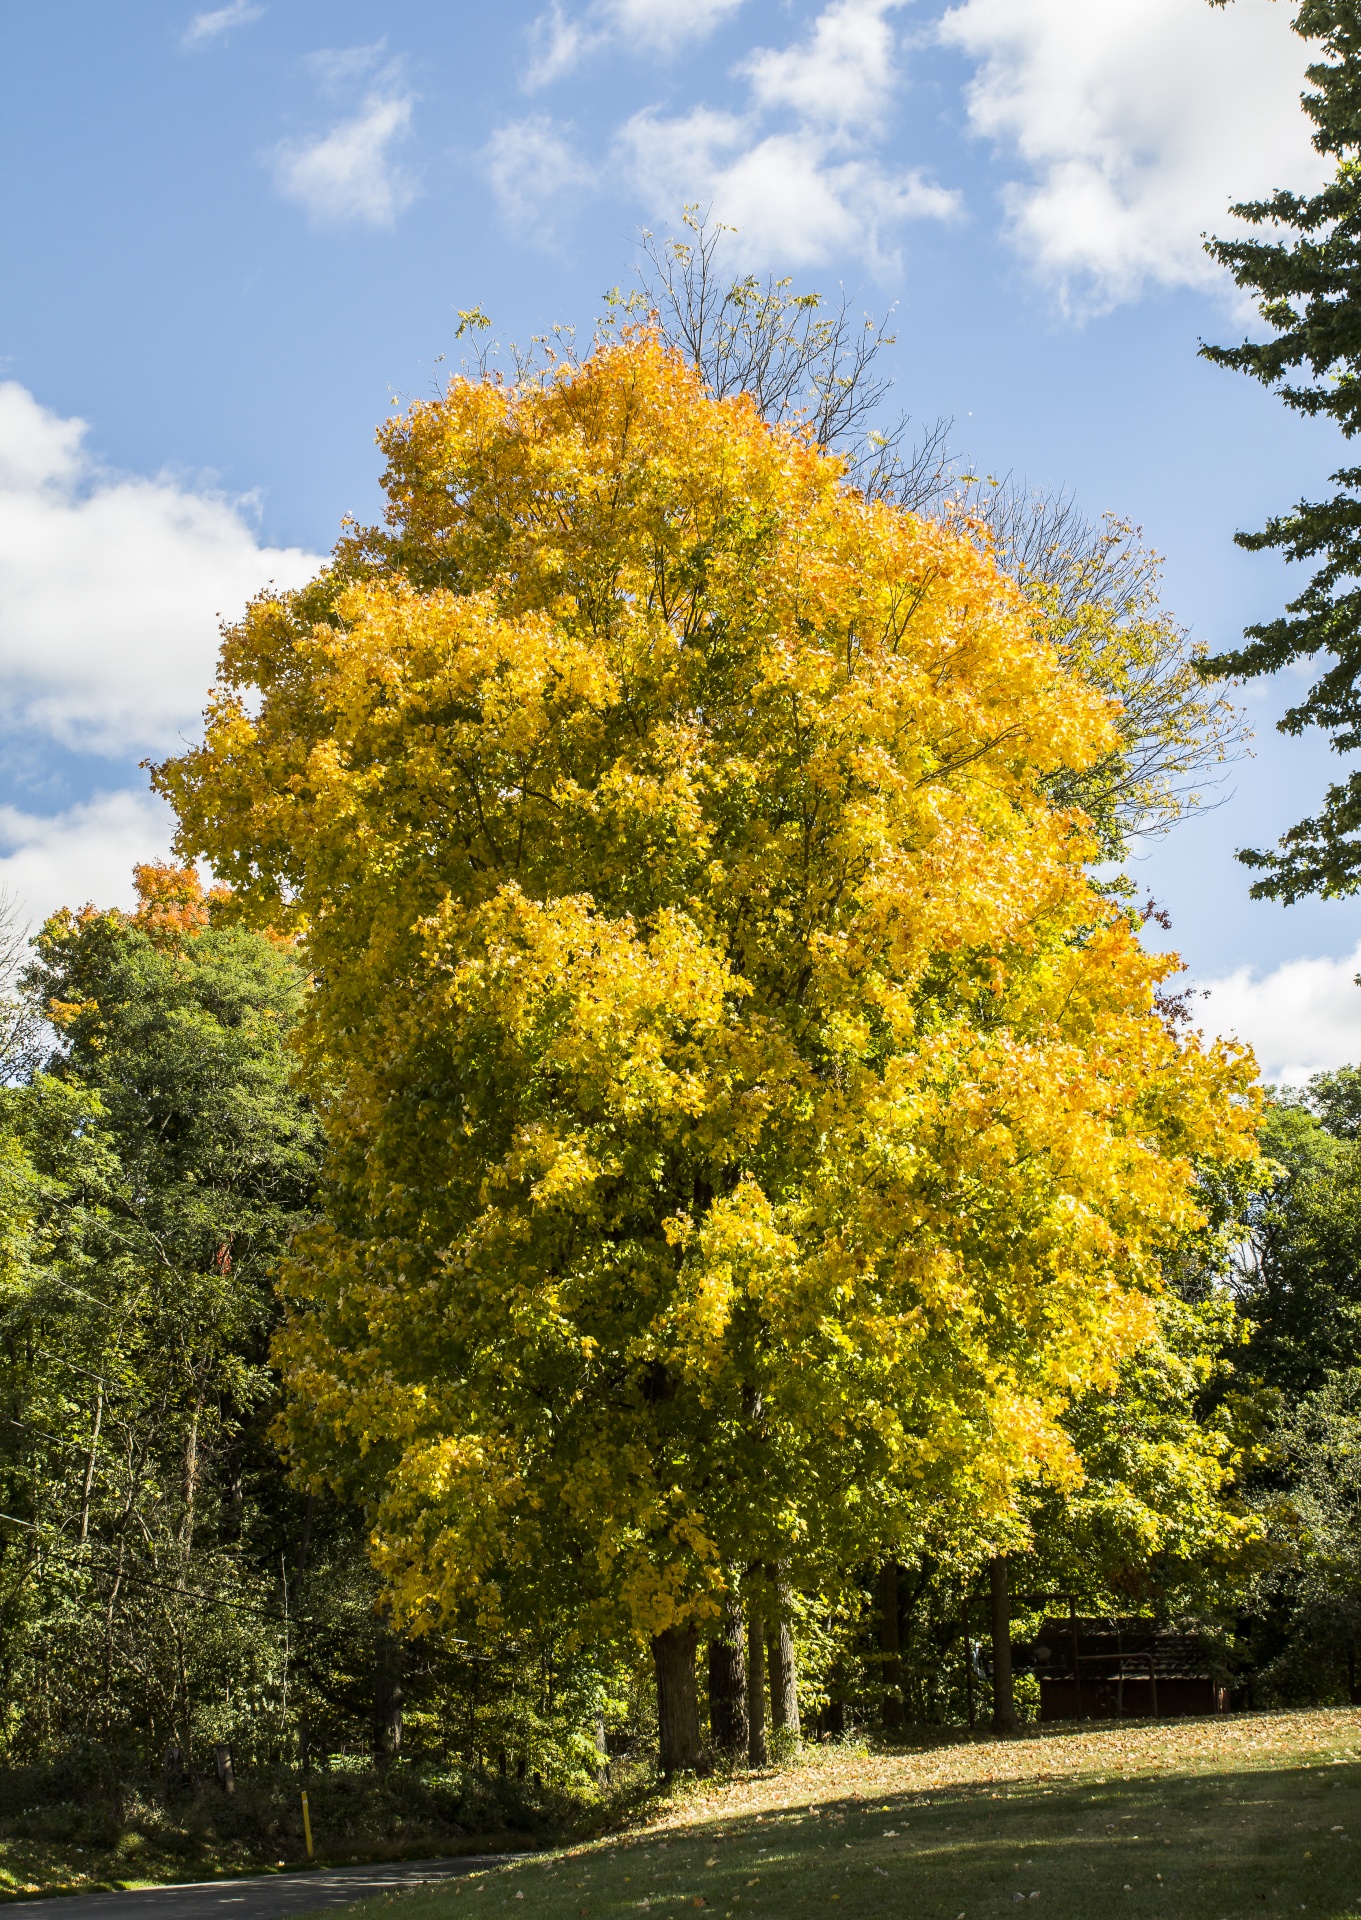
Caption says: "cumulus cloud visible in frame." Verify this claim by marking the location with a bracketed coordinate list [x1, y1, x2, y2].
[271, 47, 418, 227]
[938, 0, 1327, 313]
[616, 0, 956, 268]
[0, 382, 320, 758]
[182, 0, 263, 48]
[0, 790, 177, 934]
[741, 0, 900, 135]
[525, 0, 746, 88]
[497, 0, 957, 268]
[1197, 944, 1361, 1087]
[617, 108, 956, 268]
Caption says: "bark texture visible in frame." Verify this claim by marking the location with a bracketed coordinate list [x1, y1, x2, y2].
[767, 1572, 801, 1741]
[708, 1593, 749, 1760]
[746, 1605, 768, 1766]
[653, 1624, 702, 1775]
[374, 1629, 404, 1758]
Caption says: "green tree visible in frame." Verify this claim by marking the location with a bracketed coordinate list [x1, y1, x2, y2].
[0, 864, 320, 1762]
[1201, 0, 1361, 898]
[1222, 1069, 1361, 1703]
[1027, 1291, 1258, 1620]
[1251, 1370, 1361, 1702]
[1235, 1075, 1361, 1397]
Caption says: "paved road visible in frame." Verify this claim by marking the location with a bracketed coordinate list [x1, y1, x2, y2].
[12, 1857, 505, 1920]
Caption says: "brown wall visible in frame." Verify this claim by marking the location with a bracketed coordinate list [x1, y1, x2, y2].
[1038, 1676, 1228, 1720]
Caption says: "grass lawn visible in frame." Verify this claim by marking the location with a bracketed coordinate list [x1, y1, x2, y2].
[329, 1710, 1361, 1920]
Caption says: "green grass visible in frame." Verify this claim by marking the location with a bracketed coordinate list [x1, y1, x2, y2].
[322, 1710, 1361, 1920]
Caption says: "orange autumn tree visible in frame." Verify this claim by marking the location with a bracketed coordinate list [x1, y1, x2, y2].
[156, 334, 1257, 1770]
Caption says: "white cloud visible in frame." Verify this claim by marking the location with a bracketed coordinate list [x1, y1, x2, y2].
[615, 0, 957, 269]
[742, 0, 902, 137]
[938, 0, 1328, 313]
[526, 6, 591, 89]
[182, 1, 263, 48]
[268, 42, 419, 230]
[525, 0, 746, 88]
[484, 117, 598, 237]
[0, 790, 177, 935]
[617, 108, 957, 268]
[308, 41, 390, 95]
[605, 0, 745, 44]
[271, 87, 418, 227]
[1197, 944, 1361, 1087]
[0, 382, 320, 758]
[498, 0, 958, 268]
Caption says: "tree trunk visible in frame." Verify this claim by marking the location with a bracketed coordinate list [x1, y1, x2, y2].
[652, 1624, 702, 1775]
[708, 1592, 748, 1760]
[746, 1604, 768, 1766]
[879, 1561, 904, 1731]
[178, 1395, 204, 1553]
[374, 1629, 404, 1759]
[78, 1386, 103, 1546]
[989, 1555, 1017, 1734]
[766, 1573, 800, 1742]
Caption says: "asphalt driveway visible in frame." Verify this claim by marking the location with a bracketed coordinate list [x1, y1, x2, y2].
[12, 1856, 501, 1920]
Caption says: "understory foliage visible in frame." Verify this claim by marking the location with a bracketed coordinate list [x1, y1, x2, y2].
[1231, 1070, 1361, 1703]
[155, 333, 1258, 1751]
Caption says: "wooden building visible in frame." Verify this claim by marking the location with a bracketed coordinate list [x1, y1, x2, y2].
[1028, 1618, 1229, 1720]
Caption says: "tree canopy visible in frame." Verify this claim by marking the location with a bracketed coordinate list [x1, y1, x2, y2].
[0, 865, 320, 1760]
[155, 335, 1258, 1762]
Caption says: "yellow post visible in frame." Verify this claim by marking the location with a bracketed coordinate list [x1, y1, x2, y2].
[301, 1789, 313, 1860]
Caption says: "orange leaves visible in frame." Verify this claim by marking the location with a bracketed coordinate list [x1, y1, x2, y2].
[129, 860, 221, 939]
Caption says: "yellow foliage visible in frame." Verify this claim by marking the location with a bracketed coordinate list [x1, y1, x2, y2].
[156, 334, 1259, 1644]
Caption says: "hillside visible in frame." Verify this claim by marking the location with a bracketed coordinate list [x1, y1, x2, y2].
[344, 1710, 1361, 1920]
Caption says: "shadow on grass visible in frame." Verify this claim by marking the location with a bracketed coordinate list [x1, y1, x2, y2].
[344, 1734, 1361, 1920]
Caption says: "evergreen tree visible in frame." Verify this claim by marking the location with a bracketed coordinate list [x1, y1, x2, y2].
[1202, 0, 1361, 898]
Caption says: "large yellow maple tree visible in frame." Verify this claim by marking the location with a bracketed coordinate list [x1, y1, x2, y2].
[157, 335, 1257, 1768]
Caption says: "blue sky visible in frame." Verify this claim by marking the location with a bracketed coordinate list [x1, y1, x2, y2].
[0, 0, 1356, 1076]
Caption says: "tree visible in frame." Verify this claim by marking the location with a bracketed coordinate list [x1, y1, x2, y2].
[0, 890, 44, 1084]
[975, 499, 1247, 854]
[156, 334, 1259, 1771]
[1216, 1070, 1361, 1703]
[1201, 0, 1361, 898]
[1248, 1370, 1361, 1702]
[614, 206, 952, 511]
[620, 211, 1244, 859]
[1234, 1076, 1361, 1397]
[0, 864, 320, 1761]
[1026, 1291, 1260, 1620]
